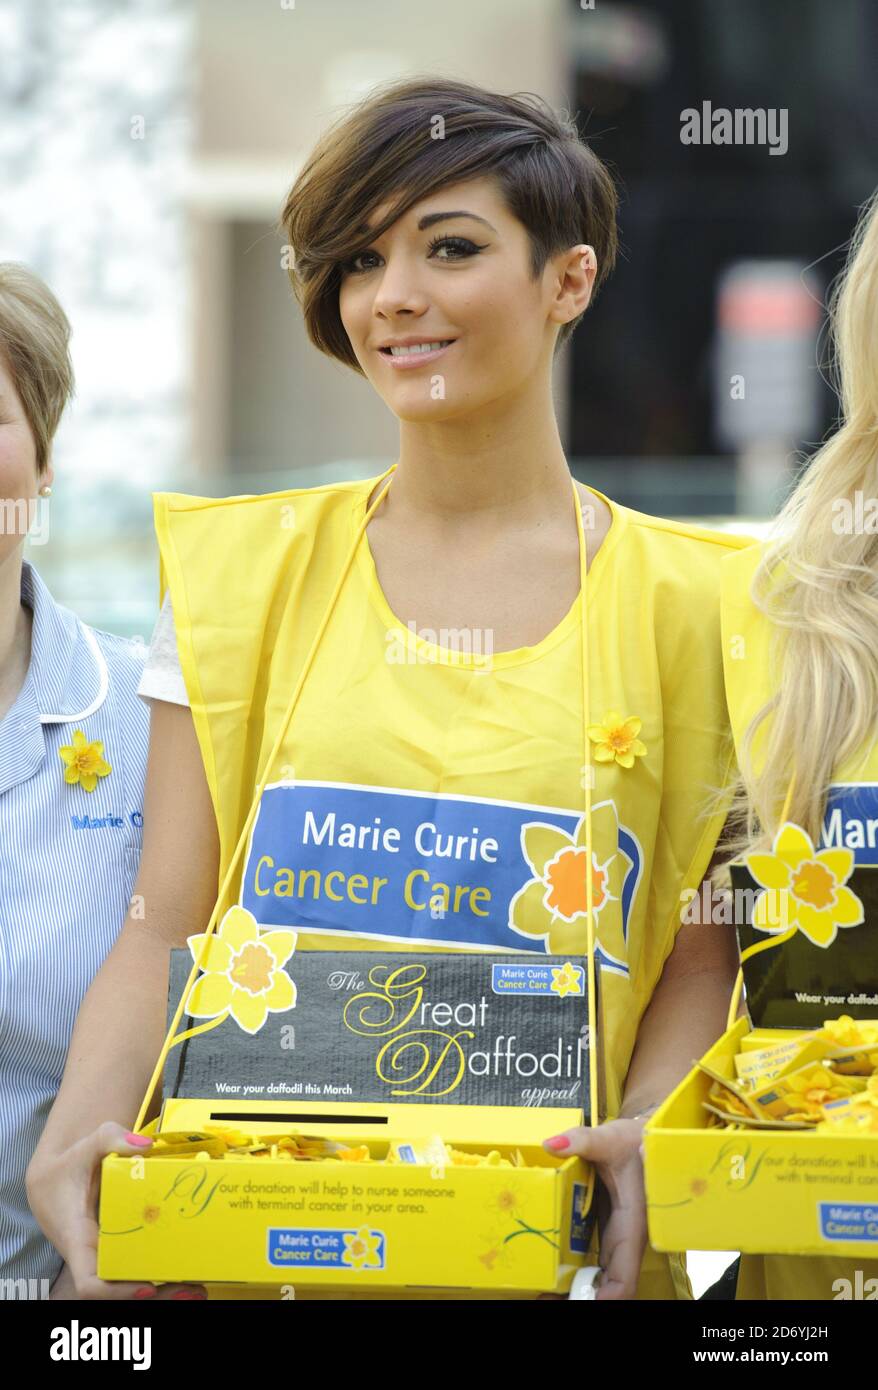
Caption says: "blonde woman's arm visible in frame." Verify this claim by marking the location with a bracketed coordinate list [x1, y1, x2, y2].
[27, 698, 221, 1299]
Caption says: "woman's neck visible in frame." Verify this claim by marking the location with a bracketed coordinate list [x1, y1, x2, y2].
[389, 387, 575, 528]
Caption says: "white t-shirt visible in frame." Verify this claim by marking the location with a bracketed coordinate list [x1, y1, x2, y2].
[137, 591, 189, 706]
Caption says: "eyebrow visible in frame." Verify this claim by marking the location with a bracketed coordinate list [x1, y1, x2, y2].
[356, 210, 497, 237]
[417, 210, 497, 232]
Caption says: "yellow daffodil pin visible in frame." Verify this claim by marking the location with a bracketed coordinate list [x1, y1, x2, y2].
[782, 1066, 862, 1119]
[185, 905, 297, 1035]
[58, 728, 112, 792]
[821, 1015, 878, 1050]
[587, 711, 647, 769]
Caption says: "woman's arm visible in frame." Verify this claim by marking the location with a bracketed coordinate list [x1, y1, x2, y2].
[543, 891, 740, 1301]
[26, 698, 221, 1297]
[618, 910, 740, 1119]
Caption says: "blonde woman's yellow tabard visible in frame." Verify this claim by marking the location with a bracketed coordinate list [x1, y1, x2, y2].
[722, 541, 878, 1301]
[150, 465, 753, 1300]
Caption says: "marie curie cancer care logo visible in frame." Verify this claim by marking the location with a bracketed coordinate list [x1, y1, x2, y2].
[268, 1227, 385, 1271]
[240, 781, 642, 976]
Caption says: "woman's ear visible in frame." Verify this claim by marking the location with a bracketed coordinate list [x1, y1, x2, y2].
[579, 244, 597, 275]
[550, 243, 598, 326]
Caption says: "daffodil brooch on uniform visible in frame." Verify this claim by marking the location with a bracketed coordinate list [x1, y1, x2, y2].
[58, 728, 112, 792]
[588, 711, 647, 769]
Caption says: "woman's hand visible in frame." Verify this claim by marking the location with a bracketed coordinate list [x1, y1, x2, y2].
[543, 1116, 649, 1301]
[28, 1123, 205, 1301]
[49, 1263, 79, 1299]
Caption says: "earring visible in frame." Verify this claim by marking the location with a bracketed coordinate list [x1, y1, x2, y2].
[39, 484, 52, 497]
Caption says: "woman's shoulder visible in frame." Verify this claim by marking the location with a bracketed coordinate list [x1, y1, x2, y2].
[610, 498, 760, 607]
[618, 499, 757, 558]
[718, 538, 777, 676]
[151, 472, 384, 591]
[81, 622, 150, 703]
[719, 533, 767, 595]
[152, 471, 380, 523]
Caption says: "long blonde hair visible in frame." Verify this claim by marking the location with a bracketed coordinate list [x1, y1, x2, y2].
[728, 189, 878, 859]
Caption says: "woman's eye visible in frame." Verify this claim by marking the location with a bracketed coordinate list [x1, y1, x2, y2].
[340, 235, 487, 276]
[342, 250, 381, 275]
[427, 235, 487, 260]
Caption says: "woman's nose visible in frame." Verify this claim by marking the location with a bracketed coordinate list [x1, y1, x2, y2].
[371, 257, 428, 318]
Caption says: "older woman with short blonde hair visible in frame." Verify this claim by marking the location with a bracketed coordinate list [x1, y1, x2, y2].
[0, 264, 150, 1295]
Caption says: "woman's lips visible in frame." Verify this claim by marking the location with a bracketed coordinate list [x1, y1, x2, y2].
[378, 340, 456, 369]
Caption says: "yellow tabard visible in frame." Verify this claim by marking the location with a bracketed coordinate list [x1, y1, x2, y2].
[154, 467, 753, 1298]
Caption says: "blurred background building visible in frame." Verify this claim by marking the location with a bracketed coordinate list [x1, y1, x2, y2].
[3, 0, 876, 640]
[3, 0, 876, 1298]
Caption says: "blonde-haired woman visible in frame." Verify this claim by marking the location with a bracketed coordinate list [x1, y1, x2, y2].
[0, 264, 150, 1293]
[720, 189, 878, 1300]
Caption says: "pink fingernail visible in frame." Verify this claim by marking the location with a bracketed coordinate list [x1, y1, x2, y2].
[124, 1132, 153, 1147]
[134, 1286, 156, 1299]
[545, 1135, 570, 1151]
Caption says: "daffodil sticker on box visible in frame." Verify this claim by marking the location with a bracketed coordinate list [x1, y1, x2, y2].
[551, 962, 583, 998]
[185, 906, 297, 1035]
[477, 1183, 561, 1271]
[341, 1226, 384, 1271]
[58, 728, 112, 792]
[587, 711, 647, 769]
[744, 822, 865, 948]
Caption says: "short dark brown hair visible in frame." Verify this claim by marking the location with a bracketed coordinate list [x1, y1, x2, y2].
[279, 76, 618, 371]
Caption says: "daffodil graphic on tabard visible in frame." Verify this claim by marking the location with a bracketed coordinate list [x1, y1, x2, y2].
[745, 822, 864, 949]
[342, 1226, 383, 1271]
[184, 906, 297, 1035]
[58, 728, 111, 792]
[509, 801, 632, 959]
[588, 710, 647, 770]
[551, 961, 583, 999]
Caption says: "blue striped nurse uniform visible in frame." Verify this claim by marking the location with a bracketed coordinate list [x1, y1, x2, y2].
[0, 561, 149, 1292]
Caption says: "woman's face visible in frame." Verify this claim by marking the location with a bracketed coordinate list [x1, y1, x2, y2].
[0, 355, 45, 569]
[338, 175, 589, 423]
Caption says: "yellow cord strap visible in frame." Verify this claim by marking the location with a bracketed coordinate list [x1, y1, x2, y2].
[573, 482, 599, 1129]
